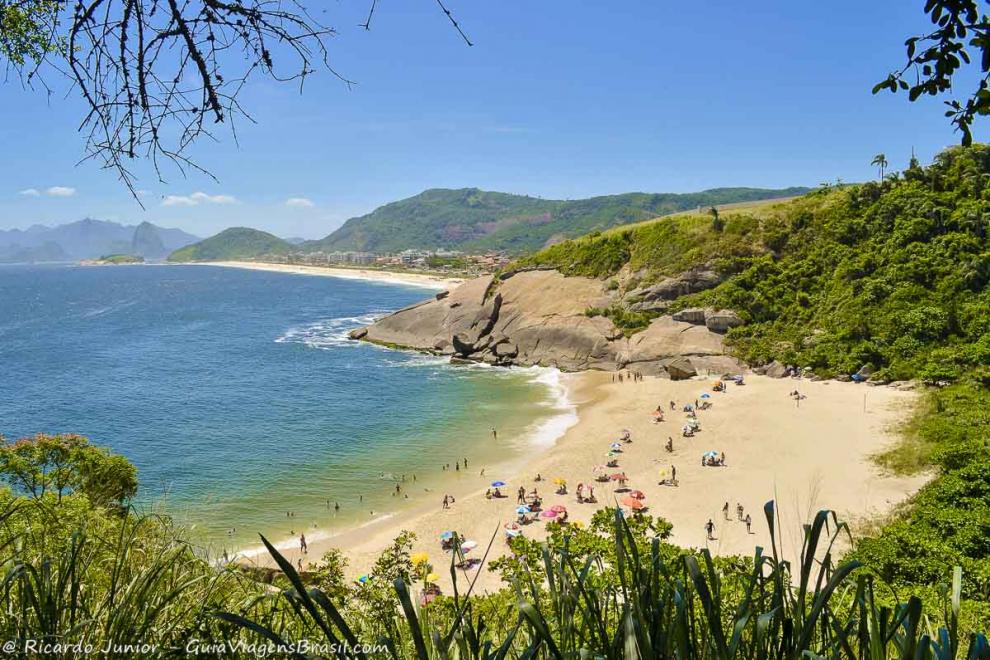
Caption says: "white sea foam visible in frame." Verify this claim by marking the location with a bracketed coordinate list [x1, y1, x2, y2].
[275, 313, 386, 349]
[235, 513, 396, 560]
[518, 366, 579, 449]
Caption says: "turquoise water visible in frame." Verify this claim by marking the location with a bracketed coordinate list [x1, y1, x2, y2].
[0, 264, 569, 549]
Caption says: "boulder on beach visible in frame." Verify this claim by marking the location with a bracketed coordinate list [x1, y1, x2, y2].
[764, 360, 788, 378]
[663, 357, 697, 380]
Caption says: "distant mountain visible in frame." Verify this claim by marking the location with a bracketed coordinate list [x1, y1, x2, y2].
[304, 187, 811, 255]
[0, 241, 69, 264]
[131, 221, 167, 258]
[0, 219, 199, 263]
[167, 228, 292, 262]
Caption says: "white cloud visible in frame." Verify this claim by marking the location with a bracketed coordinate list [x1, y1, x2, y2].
[162, 195, 197, 207]
[285, 197, 315, 209]
[18, 188, 40, 197]
[46, 186, 76, 197]
[162, 191, 238, 207]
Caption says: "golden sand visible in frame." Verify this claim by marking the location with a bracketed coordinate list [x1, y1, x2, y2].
[245, 371, 927, 592]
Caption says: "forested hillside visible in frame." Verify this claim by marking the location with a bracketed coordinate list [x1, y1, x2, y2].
[307, 186, 809, 254]
[167, 227, 292, 262]
[517, 145, 990, 383]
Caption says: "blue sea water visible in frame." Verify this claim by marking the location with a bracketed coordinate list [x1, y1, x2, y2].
[0, 264, 567, 547]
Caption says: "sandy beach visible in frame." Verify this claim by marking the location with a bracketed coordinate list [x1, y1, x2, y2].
[244, 370, 928, 592]
[198, 261, 465, 290]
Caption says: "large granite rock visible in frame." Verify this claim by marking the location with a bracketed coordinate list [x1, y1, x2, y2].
[705, 309, 744, 333]
[354, 270, 741, 373]
[671, 307, 707, 324]
[623, 269, 720, 304]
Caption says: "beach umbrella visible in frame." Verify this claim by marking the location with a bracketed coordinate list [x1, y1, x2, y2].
[491, 480, 506, 487]
[622, 497, 646, 510]
[610, 472, 627, 481]
[703, 451, 718, 459]
[411, 552, 429, 566]
[552, 477, 566, 485]
[540, 509, 558, 519]
[609, 443, 622, 450]
[550, 504, 567, 514]
[628, 490, 646, 500]
[357, 575, 370, 584]
[592, 465, 606, 472]
[700, 393, 711, 399]
[425, 572, 440, 583]
[439, 531, 454, 540]
[505, 528, 521, 538]
[515, 505, 531, 514]
[461, 540, 478, 552]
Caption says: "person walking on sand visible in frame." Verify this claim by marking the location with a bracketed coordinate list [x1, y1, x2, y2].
[491, 427, 497, 440]
[517, 486, 526, 504]
[705, 519, 716, 540]
[671, 465, 677, 484]
[665, 436, 673, 453]
[300, 533, 308, 554]
[736, 503, 744, 520]
[722, 502, 730, 520]
[745, 514, 753, 534]
[442, 495, 450, 509]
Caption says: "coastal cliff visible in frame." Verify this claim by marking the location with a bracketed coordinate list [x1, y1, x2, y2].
[349, 268, 744, 378]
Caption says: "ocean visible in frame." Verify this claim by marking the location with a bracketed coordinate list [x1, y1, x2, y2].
[0, 264, 573, 550]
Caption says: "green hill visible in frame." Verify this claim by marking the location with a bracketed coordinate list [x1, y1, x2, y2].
[167, 227, 292, 262]
[96, 253, 143, 264]
[305, 186, 809, 254]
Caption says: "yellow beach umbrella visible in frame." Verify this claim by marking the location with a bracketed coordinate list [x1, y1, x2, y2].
[426, 572, 440, 583]
[553, 477, 567, 485]
[411, 552, 429, 566]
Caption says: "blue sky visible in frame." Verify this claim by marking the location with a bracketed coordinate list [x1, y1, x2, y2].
[0, 1, 978, 238]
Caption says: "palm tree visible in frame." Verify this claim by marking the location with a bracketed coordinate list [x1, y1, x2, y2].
[871, 153, 888, 180]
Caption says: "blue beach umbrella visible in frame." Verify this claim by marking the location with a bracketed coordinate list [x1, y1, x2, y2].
[491, 480, 506, 487]
[439, 531, 454, 540]
[700, 393, 711, 399]
[516, 505, 531, 514]
[357, 575, 370, 584]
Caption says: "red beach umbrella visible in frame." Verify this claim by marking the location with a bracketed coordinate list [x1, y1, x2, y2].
[622, 498, 646, 511]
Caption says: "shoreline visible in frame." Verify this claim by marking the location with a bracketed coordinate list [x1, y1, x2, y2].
[240, 370, 929, 592]
[187, 260, 465, 290]
[233, 365, 579, 561]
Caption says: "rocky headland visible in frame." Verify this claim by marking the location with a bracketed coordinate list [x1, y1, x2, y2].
[349, 268, 746, 379]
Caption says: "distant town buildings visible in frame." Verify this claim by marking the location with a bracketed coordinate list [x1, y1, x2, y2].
[263, 248, 510, 275]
